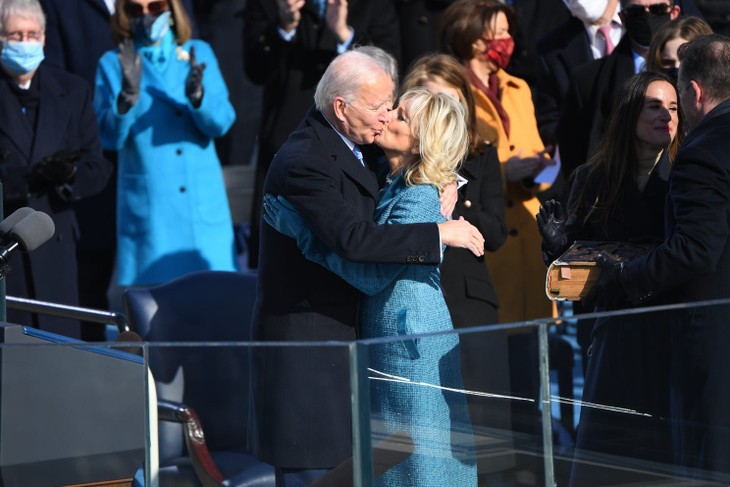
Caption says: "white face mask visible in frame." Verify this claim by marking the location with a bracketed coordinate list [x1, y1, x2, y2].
[562, 0, 609, 24]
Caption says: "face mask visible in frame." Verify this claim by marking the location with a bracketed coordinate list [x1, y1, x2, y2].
[622, 10, 671, 47]
[664, 66, 679, 81]
[131, 10, 171, 45]
[483, 38, 515, 71]
[562, 0, 609, 24]
[1, 41, 44, 75]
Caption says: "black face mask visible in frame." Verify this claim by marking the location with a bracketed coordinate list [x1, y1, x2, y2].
[622, 11, 671, 48]
[664, 66, 679, 81]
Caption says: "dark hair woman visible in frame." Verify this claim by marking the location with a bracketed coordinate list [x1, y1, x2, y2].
[538, 71, 685, 484]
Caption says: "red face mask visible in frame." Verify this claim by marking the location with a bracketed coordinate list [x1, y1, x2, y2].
[482, 38, 515, 70]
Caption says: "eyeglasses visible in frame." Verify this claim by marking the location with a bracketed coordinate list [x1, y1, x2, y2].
[124, 0, 169, 19]
[1, 31, 44, 42]
[622, 3, 672, 17]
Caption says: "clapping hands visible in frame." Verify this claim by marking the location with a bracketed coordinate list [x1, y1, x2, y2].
[185, 46, 206, 108]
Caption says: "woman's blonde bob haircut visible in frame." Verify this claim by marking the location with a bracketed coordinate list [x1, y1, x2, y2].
[111, 0, 192, 45]
[398, 87, 469, 194]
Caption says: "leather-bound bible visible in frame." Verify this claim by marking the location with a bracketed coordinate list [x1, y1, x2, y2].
[545, 241, 653, 301]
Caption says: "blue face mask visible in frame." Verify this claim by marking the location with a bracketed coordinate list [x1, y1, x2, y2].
[1, 41, 44, 75]
[131, 11, 171, 45]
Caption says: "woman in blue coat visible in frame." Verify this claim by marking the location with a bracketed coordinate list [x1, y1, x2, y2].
[94, 0, 237, 286]
[265, 88, 478, 486]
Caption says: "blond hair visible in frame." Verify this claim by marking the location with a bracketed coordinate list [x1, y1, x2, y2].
[399, 88, 469, 193]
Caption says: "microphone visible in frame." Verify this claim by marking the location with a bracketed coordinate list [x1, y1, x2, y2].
[0, 211, 55, 278]
[0, 207, 35, 243]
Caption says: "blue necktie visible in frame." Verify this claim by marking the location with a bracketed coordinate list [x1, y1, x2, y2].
[314, 0, 325, 18]
[352, 145, 364, 166]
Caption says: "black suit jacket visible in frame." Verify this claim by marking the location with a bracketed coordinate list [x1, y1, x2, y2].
[244, 0, 401, 266]
[253, 107, 439, 468]
[556, 35, 635, 179]
[535, 16, 594, 147]
[441, 146, 505, 327]
[395, 0, 452, 75]
[0, 65, 112, 336]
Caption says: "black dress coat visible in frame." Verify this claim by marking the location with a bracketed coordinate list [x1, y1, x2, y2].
[535, 16, 594, 148]
[253, 107, 440, 469]
[556, 35, 635, 180]
[566, 157, 673, 484]
[620, 100, 730, 477]
[440, 145, 515, 473]
[243, 0, 401, 267]
[0, 65, 112, 337]
[394, 0, 452, 75]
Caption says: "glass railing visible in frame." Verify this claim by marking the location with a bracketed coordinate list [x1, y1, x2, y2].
[2, 298, 730, 486]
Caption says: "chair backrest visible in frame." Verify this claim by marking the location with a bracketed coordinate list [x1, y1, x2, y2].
[123, 270, 258, 462]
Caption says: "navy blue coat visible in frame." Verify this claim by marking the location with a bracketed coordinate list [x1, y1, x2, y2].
[621, 100, 730, 476]
[0, 65, 112, 337]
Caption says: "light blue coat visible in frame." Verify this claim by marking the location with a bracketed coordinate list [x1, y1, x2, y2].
[94, 32, 237, 285]
[274, 177, 478, 486]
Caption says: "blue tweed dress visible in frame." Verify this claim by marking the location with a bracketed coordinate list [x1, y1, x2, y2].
[296, 176, 477, 486]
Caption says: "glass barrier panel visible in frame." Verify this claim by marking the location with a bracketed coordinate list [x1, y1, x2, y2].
[0, 324, 147, 487]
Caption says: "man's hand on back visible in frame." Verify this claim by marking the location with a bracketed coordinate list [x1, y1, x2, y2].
[438, 217, 485, 257]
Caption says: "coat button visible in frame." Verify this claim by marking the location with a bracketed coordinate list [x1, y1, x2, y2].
[176, 149, 182, 155]
[509, 229, 518, 237]
[464, 199, 472, 208]
[179, 186, 186, 193]
[510, 145, 515, 151]
[506, 199, 514, 208]
[419, 15, 428, 24]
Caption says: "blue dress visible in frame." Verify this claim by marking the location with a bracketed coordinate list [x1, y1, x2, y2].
[291, 176, 477, 486]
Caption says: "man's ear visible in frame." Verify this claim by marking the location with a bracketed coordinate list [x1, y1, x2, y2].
[689, 79, 703, 105]
[670, 4, 681, 20]
[333, 97, 347, 122]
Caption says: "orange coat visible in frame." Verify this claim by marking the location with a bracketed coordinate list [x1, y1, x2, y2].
[472, 69, 554, 324]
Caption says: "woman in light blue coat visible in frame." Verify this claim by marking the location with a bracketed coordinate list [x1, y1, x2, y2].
[94, 0, 237, 285]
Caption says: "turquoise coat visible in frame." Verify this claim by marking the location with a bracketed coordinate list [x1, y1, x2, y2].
[94, 32, 237, 285]
[281, 177, 478, 486]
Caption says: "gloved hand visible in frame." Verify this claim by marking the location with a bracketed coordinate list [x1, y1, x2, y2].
[583, 252, 628, 310]
[185, 46, 206, 108]
[537, 199, 568, 264]
[29, 149, 80, 188]
[262, 193, 307, 240]
[118, 38, 141, 112]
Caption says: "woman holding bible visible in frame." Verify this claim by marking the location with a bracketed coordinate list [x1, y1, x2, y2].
[538, 71, 684, 483]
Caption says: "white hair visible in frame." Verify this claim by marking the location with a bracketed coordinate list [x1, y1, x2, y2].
[314, 50, 393, 111]
[0, 0, 46, 34]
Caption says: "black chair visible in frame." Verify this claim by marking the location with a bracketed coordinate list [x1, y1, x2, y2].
[123, 270, 274, 487]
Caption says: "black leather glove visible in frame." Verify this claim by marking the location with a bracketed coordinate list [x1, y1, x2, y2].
[118, 38, 141, 113]
[30, 149, 79, 188]
[537, 199, 568, 264]
[185, 46, 206, 108]
[583, 252, 628, 310]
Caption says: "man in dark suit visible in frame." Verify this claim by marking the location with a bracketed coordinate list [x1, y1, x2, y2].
[243, 0, 401, 268]
[608, 34, 730, 477]
[395, 0, 451, 75]
[253, 47, 484, 486]
[536, 0, 622, 150]
[0, 0, 112, 338]
[556, 0, 681, 180]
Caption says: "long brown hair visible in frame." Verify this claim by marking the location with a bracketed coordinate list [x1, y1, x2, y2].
[645, 16, 713, 73]
[401, 54, 485, 158]
[111, 0, 192, 45]
[573, 71, 684, 230]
